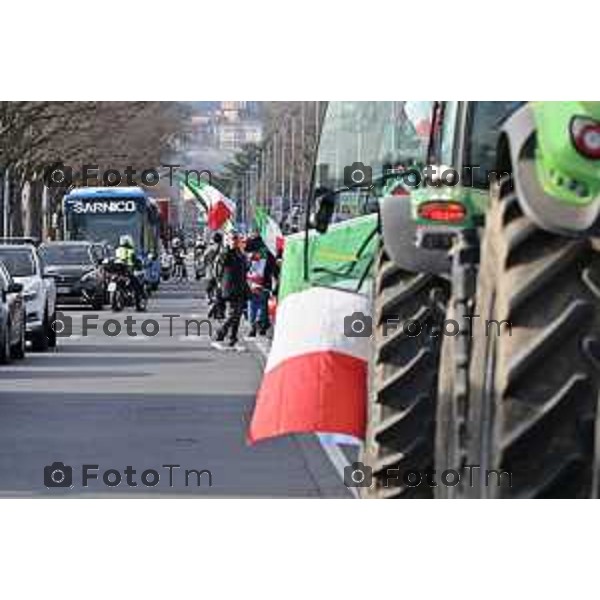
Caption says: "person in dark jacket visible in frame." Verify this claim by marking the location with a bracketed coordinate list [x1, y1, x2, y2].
[257, 247, 279, 335]
[212, 232, 248, 349]
[205, 232, 225, 319]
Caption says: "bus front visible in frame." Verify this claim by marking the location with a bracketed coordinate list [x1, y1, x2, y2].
[63, 186, 160, 287]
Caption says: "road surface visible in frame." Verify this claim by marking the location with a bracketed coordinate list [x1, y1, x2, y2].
[0, 279, 352, 497]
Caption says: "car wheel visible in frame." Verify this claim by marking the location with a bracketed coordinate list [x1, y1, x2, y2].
[47, 311, 57, 348]
[31, 310, 50, 352]
[0, 320, 12, 364]
[11, 317, 26, 359]
[91, 292, 104, 311]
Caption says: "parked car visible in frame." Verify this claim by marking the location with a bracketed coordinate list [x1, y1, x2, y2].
[40, 241, 107, 310]
[0, 260, 26, 363]
[0, 241, 57, 351]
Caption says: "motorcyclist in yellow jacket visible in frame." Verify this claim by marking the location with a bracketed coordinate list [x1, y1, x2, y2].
[115, 235, 143, 300]
[116, 235, 136, 267]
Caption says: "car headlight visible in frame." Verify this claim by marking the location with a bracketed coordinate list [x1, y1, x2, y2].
[24, 290, 38, 301]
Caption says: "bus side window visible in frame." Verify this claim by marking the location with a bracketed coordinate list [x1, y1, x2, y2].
[141, 216, 148, 254]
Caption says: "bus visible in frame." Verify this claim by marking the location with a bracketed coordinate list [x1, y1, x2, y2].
[62, 187, 161, 289]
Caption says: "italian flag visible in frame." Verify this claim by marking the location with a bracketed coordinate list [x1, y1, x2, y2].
[254, 206, 284, 256]
[186, 179, 236, 230]
[249, 215, 378, 443]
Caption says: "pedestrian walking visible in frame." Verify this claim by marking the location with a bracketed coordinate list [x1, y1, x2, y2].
[246, 249, 267, 338]
[205, 232, 225, 319]
[212, 232, 249, 350]
[260, 247, 279, 335]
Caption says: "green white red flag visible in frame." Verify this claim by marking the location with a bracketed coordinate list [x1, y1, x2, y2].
[254, 206, 284, 255]
[249, 214, 378, 443]
[185, 179, 236, 230]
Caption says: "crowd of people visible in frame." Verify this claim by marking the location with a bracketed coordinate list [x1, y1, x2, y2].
[204, 230, 280, 351]
[158, 229, 282, 351]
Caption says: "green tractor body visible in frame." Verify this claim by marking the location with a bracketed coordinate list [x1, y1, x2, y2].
[308, 101, 600, 499]
[435, 101, 600, 499]
[495, 101, 600, 236]
[533, 101, 600, 206]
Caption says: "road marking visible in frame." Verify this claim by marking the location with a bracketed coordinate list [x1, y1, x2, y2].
[252, 340, 357, 497]
[177, 335, 208, 342]
[317, 435, 358, 499]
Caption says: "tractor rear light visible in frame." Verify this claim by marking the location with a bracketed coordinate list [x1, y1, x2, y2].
[571, 116, 600, 159]
[418, 201, 466, 223]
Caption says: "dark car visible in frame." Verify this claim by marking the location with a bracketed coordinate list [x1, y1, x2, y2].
[0, 260, 26, 363]
[40, 241, 107, 309]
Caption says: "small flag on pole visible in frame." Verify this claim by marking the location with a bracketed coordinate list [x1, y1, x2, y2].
[186, 179, 236, 230]
[254, 206, 284, 256]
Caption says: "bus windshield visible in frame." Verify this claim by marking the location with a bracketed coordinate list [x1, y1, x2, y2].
[65, 208, 142, 249]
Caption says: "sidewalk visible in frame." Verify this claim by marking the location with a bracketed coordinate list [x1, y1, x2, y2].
[249, 329, 361, 498]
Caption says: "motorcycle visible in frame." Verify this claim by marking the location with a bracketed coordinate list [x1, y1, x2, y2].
[104, 259, 148, 312]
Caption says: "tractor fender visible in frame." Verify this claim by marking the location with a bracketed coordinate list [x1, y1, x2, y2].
[379, 194, 451, 276]
[501, 104, 600, 236]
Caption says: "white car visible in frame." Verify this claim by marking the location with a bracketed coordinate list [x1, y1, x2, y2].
[0, 243, 57, 351]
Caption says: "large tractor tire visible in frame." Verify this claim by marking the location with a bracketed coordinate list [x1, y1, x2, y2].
[362, 246, 449, 498]
[467, 180, 600, 498]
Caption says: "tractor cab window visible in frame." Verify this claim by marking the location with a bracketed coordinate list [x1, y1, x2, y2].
[464, 101, 524, 188]
[313, 101, 435, 222]
[394, 101, 435, 170]
[437, 102, 460, 165]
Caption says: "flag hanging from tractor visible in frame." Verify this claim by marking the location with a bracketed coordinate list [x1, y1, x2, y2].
[248, 214, 378, 443]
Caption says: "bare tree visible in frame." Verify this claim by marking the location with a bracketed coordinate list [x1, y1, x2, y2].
[0, 101, 189, 236]
[218, 101, 326, 229]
